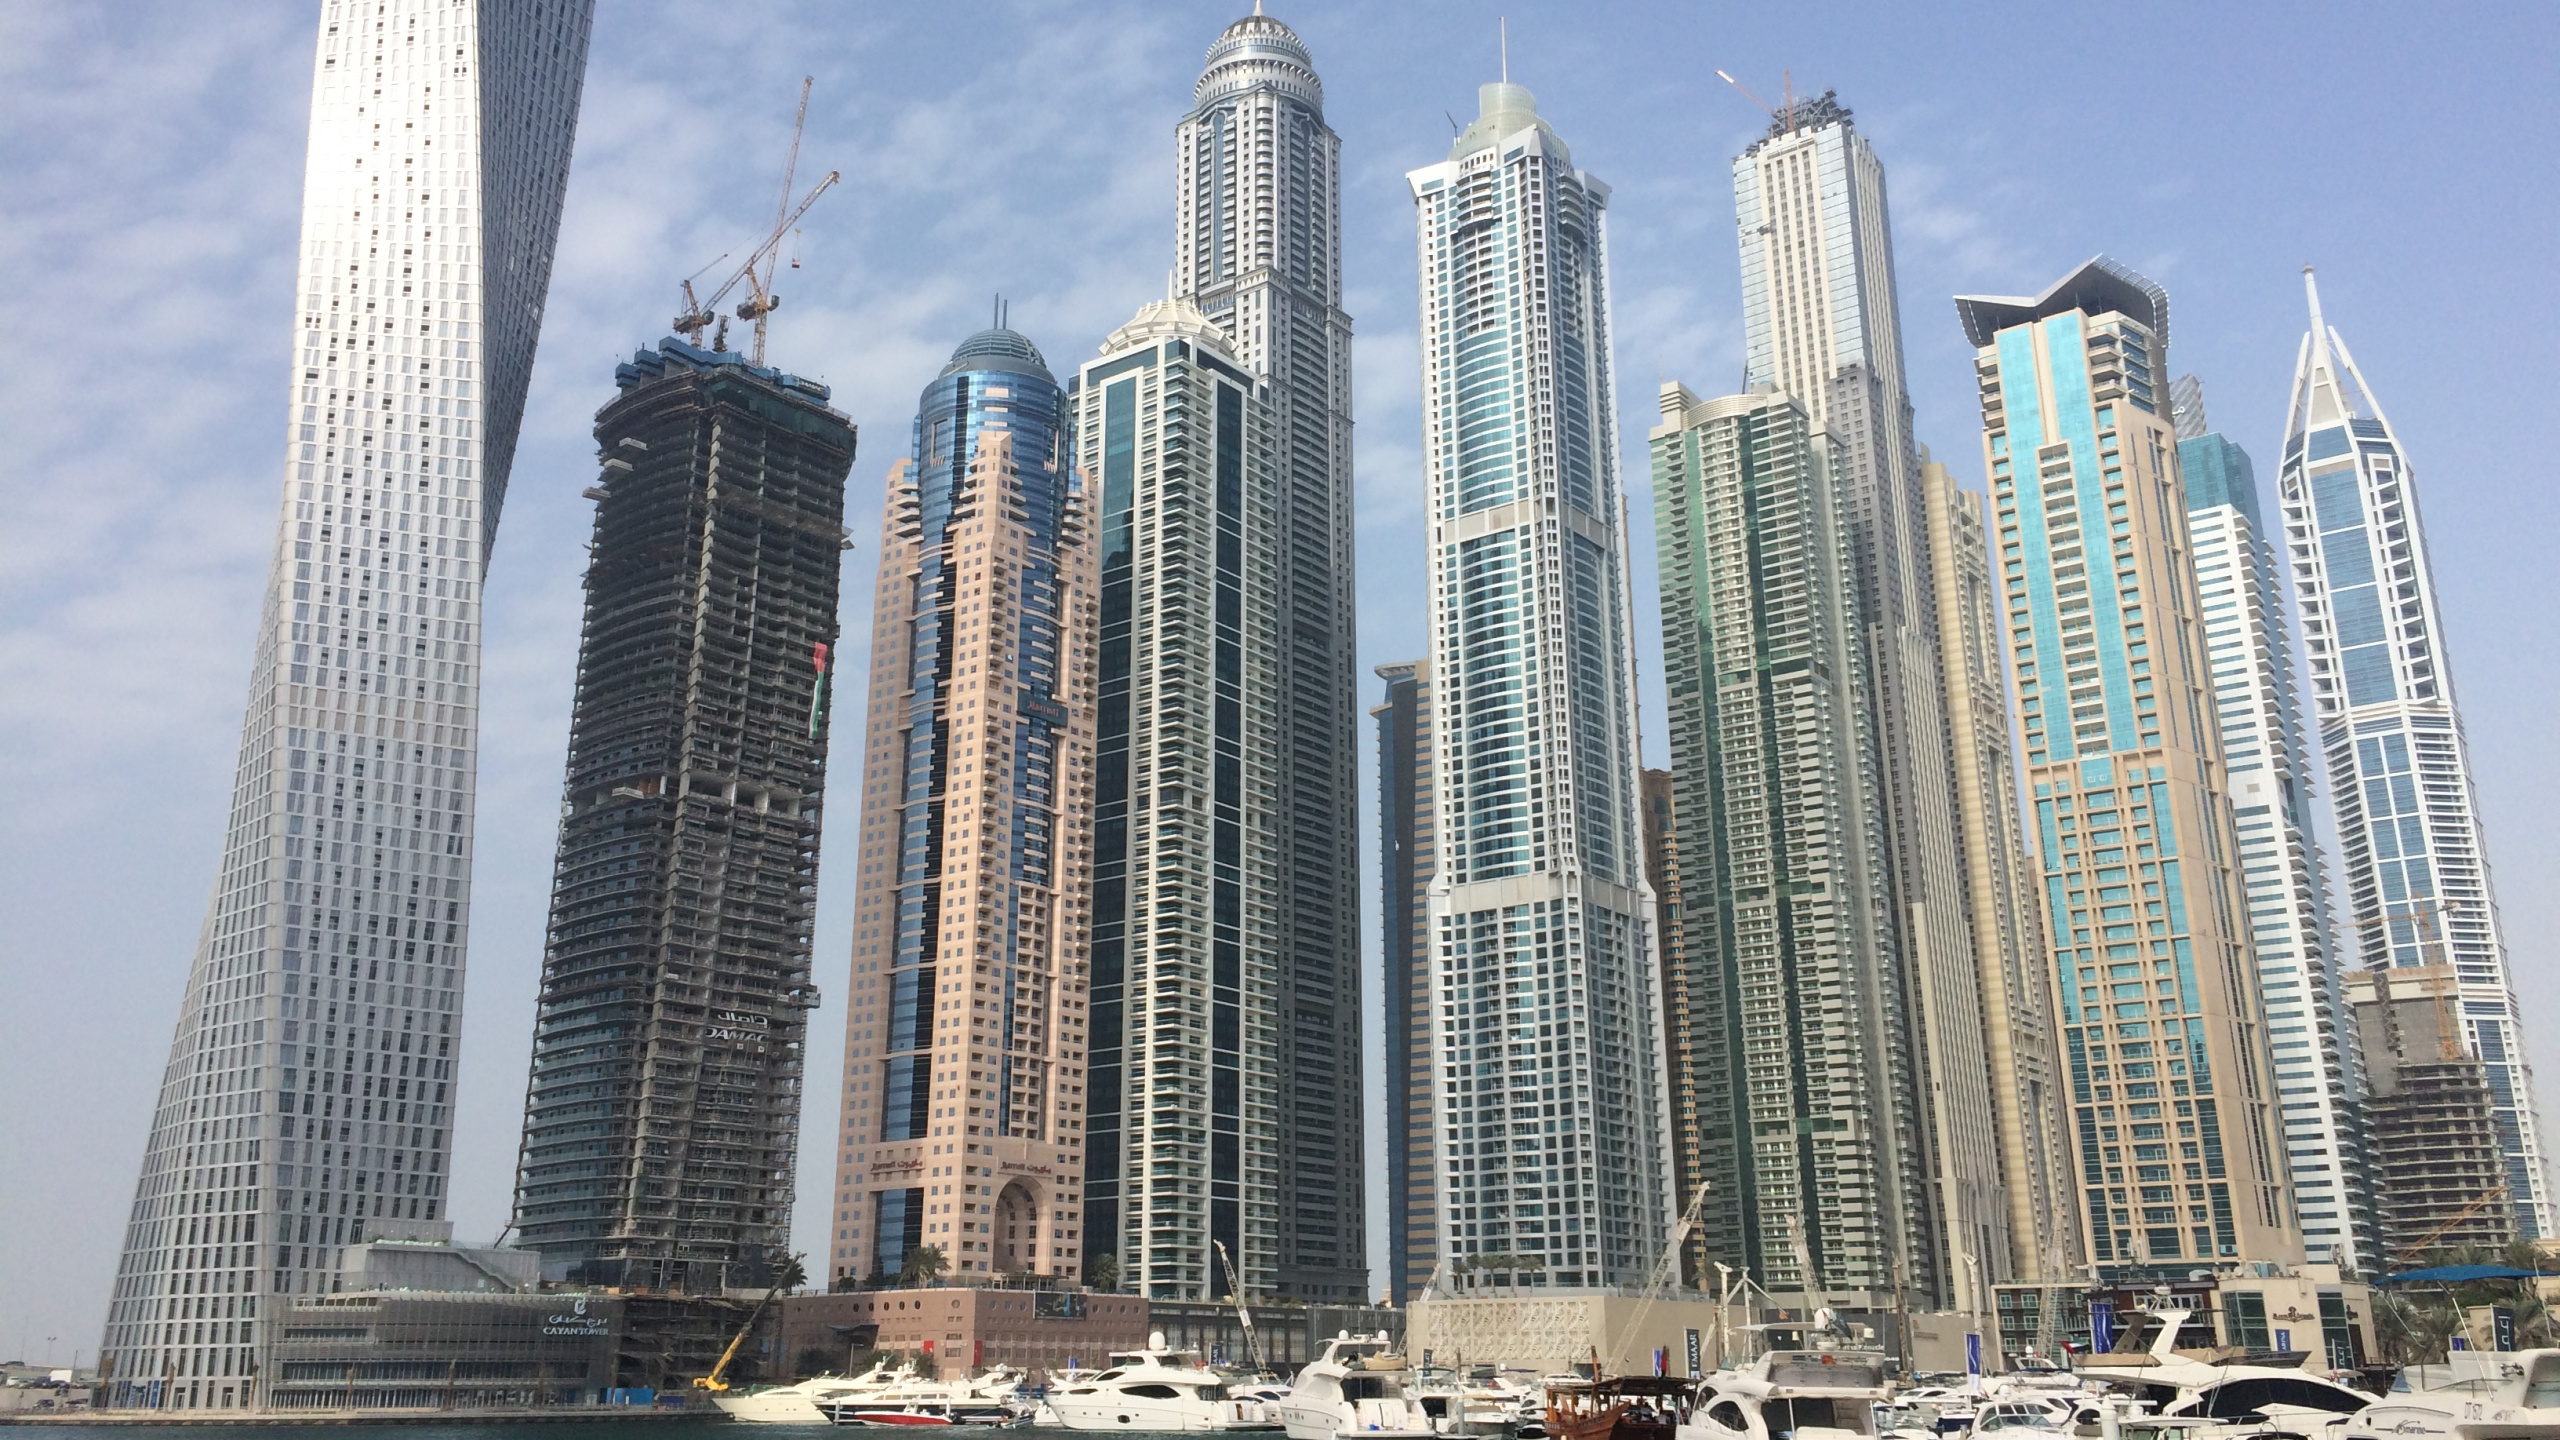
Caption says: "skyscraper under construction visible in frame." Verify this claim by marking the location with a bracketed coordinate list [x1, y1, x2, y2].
[509, 336, 856, 1291]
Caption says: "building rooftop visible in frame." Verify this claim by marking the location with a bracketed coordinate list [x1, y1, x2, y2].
[616, 334, 832, 402]
[941, 326, 1054, 382]
[1195, 9, 1321, 112]
[1955, 254, 2169, 353]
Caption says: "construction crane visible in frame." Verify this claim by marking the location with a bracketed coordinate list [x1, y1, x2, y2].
[692, 1253, 803, 1393]
[1622, 1183, 1711, 1368]
[2396, 1184, 2510, 1262]
[1213, 1241, 1272, 1377]
[1713, 69, 1801, 134]
[673, 77, 839, 367]
[2362, 899, 2472, 1062]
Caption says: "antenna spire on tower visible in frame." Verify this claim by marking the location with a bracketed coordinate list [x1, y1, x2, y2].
[2303, 264, 2328, 348]
[1500, 17, 1509, 82]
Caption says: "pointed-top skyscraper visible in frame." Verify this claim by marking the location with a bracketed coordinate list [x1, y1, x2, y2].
[2279, 269, 2552, 1240]
[99, 0, 591, 1408]
[1163, 8, 1365, 1302]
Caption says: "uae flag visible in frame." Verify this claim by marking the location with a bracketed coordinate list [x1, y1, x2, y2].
[808, 641, 831, 739]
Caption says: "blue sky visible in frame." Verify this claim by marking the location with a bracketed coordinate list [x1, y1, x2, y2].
[4, 0, 2557, 1355]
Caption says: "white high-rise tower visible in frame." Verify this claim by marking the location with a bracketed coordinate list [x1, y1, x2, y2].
[98, 0, 590, 1409]
[1408, 79, 1673, 1291]
[2280, 270, 2552, 1240]
[2173, 377, 2375, 1268]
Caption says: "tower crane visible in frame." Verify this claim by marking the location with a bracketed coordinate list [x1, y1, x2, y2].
[673, 77, 838, 367]
[1714, 69, 1802, 134]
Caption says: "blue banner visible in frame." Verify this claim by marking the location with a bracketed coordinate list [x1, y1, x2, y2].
[2090, 1300, 2116, 1354]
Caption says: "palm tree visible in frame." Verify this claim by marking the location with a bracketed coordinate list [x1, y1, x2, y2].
[1086, 1252, 1120, 1292]
[772, 1250, 809, 1295]
[901, 1245, 948, 1287]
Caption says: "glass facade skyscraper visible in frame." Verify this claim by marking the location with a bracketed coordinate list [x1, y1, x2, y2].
[98, 0, 589, 1409]
[2278, 270, 2551, 1239]
[1071, 300, 1281, 1299]
[1959, 257, 2302, 1272]
[1408, 81, 1673, 1291]
[2172, 378, 2374, 1268]
[1651, 383, 1915, 1307]
[510, 338, 855, 1292]
[830, 327, 1095, 1288]
[1173, 11, 1366, 1300]
[1732, 94, 2007, 1305]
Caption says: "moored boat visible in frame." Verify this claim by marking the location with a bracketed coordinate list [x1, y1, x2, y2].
[1275, 1332, 1434, 1440]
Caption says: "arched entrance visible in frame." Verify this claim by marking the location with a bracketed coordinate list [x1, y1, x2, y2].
[994, 1178, 1042, 1274]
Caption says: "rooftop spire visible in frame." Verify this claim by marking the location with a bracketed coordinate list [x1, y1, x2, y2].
[1501, 16, 1509, 82]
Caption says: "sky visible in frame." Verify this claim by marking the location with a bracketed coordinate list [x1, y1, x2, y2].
[4, 0, 2558, 1361]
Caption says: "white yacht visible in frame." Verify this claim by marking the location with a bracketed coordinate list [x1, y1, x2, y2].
[1678, 1348, 1895, 1440]
[1414, 1364, 1542, 1437]
[1275, 1332, 1435, 1440]
[2072, 1308, 2376, 1434]
[822, 1365, 1035, 1427]
[2338, 1347, 2560, 1439]
[716, 1358, 922, 1424]
[1045, 1335, 1279, 1431]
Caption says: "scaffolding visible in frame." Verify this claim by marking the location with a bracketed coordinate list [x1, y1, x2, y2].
[511, 338, 856, 1293]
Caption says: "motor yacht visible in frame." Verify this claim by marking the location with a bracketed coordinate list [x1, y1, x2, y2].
[2071, 1308, 2377, 1435]
[1045, 1335, 1279, 1431]
[1678, 1348, 1895, 1440]
[716, 1357, 921, 1424]
[1275, 1332, 1435, 1440]
[2337, 1347, 2560, 1439]
[1415, 1364, 1545, 1438]
[822, 1365, 1035, 1427]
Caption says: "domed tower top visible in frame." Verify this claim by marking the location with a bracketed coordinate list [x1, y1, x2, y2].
[1194, 6, 1322, 114]
[939, 326, 1053, 383]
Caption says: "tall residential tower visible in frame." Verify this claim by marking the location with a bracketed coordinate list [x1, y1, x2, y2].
[1959, 258, 2301, 1272]
[509, 338, 855, 1291]
[1732, 94, 2007, 1305]
[1651, 384, 1916, 1308]
[1171, 11, 1366, 1299]
[99, 0, 589, 1409]
[831, 327, 1094, 1288]
[2279, 271, 2551, 1239]
[2172, 377, 2374, 1267]
[1073, 301, 1280, 1298]
[1408, 80, 1673, 1291]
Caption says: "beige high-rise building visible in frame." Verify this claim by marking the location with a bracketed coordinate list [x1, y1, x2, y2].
[1957, 258, 2301, 1270]
[828, 327, 1097, 1287]
[1921, 451, 2078, 1285]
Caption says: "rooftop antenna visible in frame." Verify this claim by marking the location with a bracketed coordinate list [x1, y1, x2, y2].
[2303, 263, 2328, 349]
[1500, 17, 1509, 82]
[1784, 69, 1794, 132]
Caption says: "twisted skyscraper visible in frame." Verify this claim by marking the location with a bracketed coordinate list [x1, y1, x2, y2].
[100, 0, 590, 1408]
